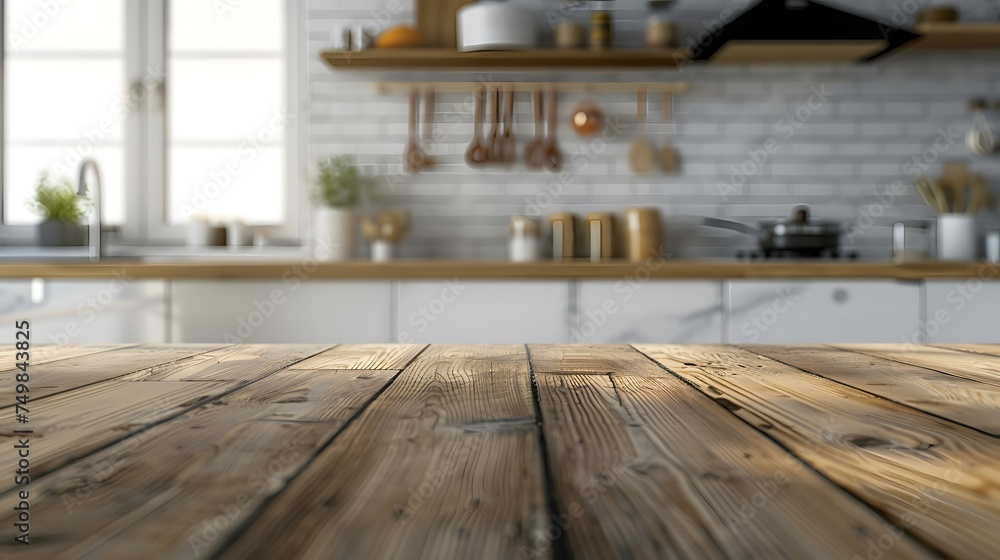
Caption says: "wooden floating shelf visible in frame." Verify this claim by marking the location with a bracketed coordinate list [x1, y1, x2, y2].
[913, 23, 1000, 49]
[321, 24, 1000, 70]
[321, 48, 689, 69]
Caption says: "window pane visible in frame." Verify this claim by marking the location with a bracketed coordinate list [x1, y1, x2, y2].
[4, 0, 125, 225]
[169, 0, 284, 53]
[170, 59, 285, 141]
[167, 1, 287, 225]
[4, 0, 124, 53]
[168, 146, 284, 224]
[7, 59, 125, 141]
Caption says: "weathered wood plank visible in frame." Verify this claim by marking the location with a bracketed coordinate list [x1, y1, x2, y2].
[934, 343, 1000, 357]
[532, 345, 933, 560]
[749, 345, 1000, 435]
[835, 344, 1000, 387]
[528, 344, 661, 375]
[218, 344, 549, 560]
[0, 344, 226, 401]
[638, 344, 1000, 560]
[134, 344, 332, 382]
[0, 343, 129, 368]
[0, 368, 398, 560]
[288, 343, 425, 370]
[0, 345, 327, 490]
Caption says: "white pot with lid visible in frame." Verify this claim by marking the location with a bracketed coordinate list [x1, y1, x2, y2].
[457, 1, 537, 52]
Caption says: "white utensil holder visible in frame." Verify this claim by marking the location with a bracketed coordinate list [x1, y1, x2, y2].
[936, 214, 978, 261]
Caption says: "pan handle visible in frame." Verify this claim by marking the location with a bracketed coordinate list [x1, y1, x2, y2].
[696, 217, 759, 237]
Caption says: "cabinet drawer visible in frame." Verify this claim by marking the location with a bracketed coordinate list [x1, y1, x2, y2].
[924, 280, 1000, 343]
[171, 280, 391, 343]
[0, 279, 166, 344]
[576, 281, 723, 344]
[396, 280, 569, 343]
[727, 280, 920, 344]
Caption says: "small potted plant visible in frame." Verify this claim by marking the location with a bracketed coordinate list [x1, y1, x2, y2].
[29, 172, 88, 247]
[313, 155, 363, 261]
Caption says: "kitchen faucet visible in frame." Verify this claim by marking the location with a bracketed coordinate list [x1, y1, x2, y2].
[77, 159, 102, 262]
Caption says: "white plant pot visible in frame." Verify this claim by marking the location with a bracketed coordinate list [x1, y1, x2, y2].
[313, 206, 356, 261]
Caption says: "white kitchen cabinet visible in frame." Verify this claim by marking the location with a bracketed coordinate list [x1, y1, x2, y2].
[0, 279, 166, 344]
[575, 281, 724, 343]
[924, 280, 1000, 343]
[171, 280, 391, 343]
[395, 280, 569, 343]
[727, 280, 921, 344]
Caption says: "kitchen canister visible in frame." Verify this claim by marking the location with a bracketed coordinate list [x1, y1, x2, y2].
[554, 20, 586, 49]
[587, 212, 615, 262]
[625, 208, 662, 262]
[936, 214, 978, 261]
[509, 216, 541, 262]
[549, 212, 577, 259]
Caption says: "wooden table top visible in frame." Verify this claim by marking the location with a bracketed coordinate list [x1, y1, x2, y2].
[2, 343, 999, 559]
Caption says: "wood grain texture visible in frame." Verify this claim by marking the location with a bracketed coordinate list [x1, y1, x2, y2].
[0, 343, 128, 368]
[637, 344, 1000, 560]
[288, 343, 425, 370]
[750, 345, 1000, 435]
[0, 345, 327, 490]
[836, 343, 1000, 387]
[0, 344, 225, 400]
[218, 344, 549, 560]
[934, 343, 1000, 357]
[529, 345, 661, 375]
[533, 344, 933, 560]
[0, 260, 993, 280]
[0, 368, 398, 560]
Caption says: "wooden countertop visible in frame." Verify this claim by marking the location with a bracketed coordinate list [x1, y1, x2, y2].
[3, 343, 999, 558]
[0, 259, 997, 280]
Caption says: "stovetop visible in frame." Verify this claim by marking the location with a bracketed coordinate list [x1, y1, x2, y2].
[736, 249, 860, 261]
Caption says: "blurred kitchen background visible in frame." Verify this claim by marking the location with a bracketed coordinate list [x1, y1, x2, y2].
[3, 0, 1000, 345]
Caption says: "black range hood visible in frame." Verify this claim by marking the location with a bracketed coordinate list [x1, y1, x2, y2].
[691, 0, 920, 62]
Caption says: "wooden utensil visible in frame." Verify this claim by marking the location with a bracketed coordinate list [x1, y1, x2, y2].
[660, 91, 679, 174]
[488, 87, 502, 163]
[941, 162, 971, 213]
[465, 87, 489, 166]
[629, 89, 655, 176]
[917, 176, 948, 214]
[404, 90, 428, 172]
[524, 89, 546, 169]
[498, 85, 517, 164]
[420, 89, 436, 169]
[543, 88, 563, 172]
[423, 89, 435, 143]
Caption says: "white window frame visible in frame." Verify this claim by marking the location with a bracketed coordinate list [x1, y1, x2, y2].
[3, 0, 306, 244]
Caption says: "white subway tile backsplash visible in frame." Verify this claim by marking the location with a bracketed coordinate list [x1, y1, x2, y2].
[308, 0, 998, 259]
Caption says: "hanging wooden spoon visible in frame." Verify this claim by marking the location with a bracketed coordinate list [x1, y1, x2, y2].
[629, 88, 654, 176]
[464, 87, 489, 167]
[488, 86, 502, 163]
[498, 85, 517, 164]
[420, 88, 436, 169]
[660, 91, 680, 174]
[403, 90, 427, 173]
[524, 89, 546, 169]
[543, 87, 563, 172]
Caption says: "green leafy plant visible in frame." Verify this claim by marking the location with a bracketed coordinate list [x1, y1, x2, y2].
[315, 156, 362, 208]
[28, 172, 87, 223]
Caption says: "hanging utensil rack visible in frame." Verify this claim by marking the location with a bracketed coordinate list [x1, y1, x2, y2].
[373, 81, 688, 95]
